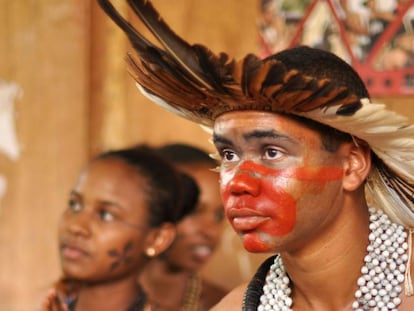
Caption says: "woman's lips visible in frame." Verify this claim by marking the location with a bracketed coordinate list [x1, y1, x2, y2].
[61, 244, 89, 260]
[192, 245, 213, 262]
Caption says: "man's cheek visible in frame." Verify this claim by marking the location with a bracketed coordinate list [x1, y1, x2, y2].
[260, 180, 297, 235]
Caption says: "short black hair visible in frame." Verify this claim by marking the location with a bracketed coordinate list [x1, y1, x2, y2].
[267, 46, 368, 151]
[267, 46, 370, 99]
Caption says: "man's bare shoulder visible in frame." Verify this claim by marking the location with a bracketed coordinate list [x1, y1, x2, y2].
[210, 282, 248, 311]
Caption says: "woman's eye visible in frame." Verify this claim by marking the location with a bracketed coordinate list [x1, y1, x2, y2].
[264, 147, 282, 160]
[214, 209, 225, 222]
[68, 199, 82, 212]
[222, 150, 240, 162]
[100, 210, 115, 222]
[191, 207, 203, 216]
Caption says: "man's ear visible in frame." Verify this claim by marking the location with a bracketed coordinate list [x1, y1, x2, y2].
[342, 140, 372, 191]
[143, 223, 176, 258]
[343, 140, 371, 191]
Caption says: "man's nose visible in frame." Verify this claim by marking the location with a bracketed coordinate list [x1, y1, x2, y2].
[228, 171, 261, 197]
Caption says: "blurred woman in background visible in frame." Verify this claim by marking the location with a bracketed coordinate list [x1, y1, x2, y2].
[140, 143, 228, 311]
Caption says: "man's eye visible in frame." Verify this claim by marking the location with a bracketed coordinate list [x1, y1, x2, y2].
[264, 147, 282, 160]
[100, 210, 115, 222]
[222, 150, 240, 162]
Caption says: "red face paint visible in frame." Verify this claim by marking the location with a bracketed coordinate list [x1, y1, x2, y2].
[221, 160, 344, 251]
[243, 233, 272, 252]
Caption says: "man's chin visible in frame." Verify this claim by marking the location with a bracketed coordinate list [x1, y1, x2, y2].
[241, 231, 273, 253]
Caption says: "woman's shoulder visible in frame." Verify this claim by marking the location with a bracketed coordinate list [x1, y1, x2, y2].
[200, 278, 229, 309]
[209, 282, 247, 311]
[202, 278, 228, 296]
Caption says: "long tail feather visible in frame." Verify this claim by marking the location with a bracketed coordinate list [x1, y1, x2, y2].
[126, 0, 211, 86]
[97, 0, 153, 51]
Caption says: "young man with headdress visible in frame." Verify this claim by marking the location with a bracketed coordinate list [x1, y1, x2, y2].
[97, 1, 414, 310]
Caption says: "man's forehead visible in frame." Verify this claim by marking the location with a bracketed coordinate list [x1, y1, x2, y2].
[215, 110, 280, 121]
[213, 110, 308, 133]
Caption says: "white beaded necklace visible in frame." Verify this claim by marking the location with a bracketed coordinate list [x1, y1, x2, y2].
[258, 208, 409, 311]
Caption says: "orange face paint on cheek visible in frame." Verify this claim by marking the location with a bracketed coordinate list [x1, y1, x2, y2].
[258, 180, 296, 235]
[285, 166, 344, 184]
[221, 161, 344, 242]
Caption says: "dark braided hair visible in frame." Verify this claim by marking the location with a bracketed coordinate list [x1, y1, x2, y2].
[94, 144, 198, 226]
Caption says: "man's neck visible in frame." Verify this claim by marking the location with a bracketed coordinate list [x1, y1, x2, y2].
[281, 203, 370, 310]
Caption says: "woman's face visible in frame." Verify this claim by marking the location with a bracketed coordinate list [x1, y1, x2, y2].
[165, 164, 224, 271]
[213, 111, 347, 254]
[58, 158, 152, 283]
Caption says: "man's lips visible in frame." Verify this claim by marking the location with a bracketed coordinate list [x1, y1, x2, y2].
[227, 208, 269, 231]
[232, 215, 270, 231]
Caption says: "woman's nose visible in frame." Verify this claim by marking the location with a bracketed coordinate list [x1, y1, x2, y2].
[228, 171, 261, 197]
[200, 217, 223, 242]
[63, 211, 92, 237]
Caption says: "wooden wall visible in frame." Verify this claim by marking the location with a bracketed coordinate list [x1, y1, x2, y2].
[0, 1, 90, 310]
[0, 1, 413, 310]
[0, 1, 263, 310]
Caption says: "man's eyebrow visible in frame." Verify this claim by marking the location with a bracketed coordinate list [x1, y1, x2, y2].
[213, 130, 294, 145]
[243, 129, 291, 141]
[212, 134, 233, 146]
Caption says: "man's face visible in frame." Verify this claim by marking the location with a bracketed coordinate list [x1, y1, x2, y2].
[213, 111, 348, 253]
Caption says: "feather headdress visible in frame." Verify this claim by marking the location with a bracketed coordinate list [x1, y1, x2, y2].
[97, 0, 414, 227]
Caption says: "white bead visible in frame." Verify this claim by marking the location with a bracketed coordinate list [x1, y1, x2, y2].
[357, 277, 366, 286]
[284, 297, 292, 306]
[387, 301, 396, 309]
[378, 289, 387, 296]
[364, 293, 372, 300]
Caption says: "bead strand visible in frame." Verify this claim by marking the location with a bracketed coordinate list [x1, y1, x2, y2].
[257, 208, 409, 311]
[352, 208, 408, 311]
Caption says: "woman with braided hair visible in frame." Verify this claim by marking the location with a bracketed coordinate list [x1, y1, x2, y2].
[41, 145, 199, 311]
